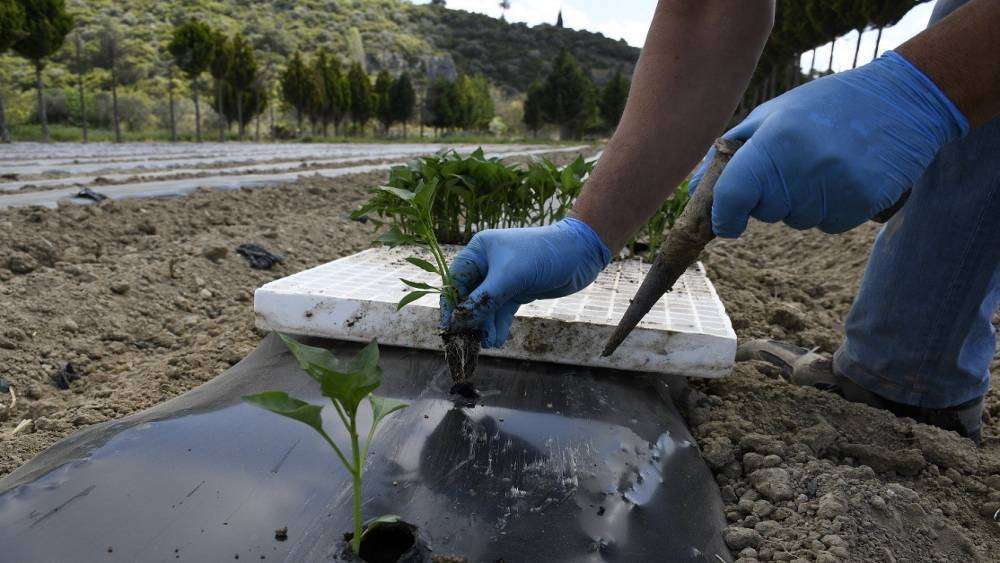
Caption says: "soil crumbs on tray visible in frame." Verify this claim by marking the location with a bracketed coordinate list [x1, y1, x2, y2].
[1, 148, 999, 562]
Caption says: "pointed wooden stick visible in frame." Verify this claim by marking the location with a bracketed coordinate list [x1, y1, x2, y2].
[602, 138, 742, 357]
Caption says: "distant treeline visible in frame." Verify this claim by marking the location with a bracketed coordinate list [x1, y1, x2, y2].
[743, 0, 927, 112]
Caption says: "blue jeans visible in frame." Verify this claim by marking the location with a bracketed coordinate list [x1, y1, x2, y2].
[834, 0, 1000, 409]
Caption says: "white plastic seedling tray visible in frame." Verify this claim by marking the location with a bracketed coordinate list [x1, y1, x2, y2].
[254, 246, 736, 377]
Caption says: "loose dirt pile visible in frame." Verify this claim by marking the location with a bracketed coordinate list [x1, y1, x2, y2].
[1, 149, 997, 562]
[687, 224, 1000, 562]
[0, 149, 591, 476]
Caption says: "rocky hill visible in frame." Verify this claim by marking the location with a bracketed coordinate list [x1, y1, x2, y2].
[48, 0, 639, 94]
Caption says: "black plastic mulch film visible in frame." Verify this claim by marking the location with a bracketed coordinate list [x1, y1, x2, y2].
[0, 334, 730, 562]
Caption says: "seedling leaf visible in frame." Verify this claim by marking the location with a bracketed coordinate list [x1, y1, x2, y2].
[369, 395, 408, 427]
[318, 342, 382, 417]
[243, 391, 324, 435]
[377, 226, 417, 247]
[396, 290, 432, 310]
[405, 256, 438, 273]
[376, 185, 416, 201]
[278, 334, 341, 384]
[400, 278, 436, 290]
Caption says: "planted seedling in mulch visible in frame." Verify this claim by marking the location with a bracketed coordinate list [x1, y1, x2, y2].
[244, 334, 413, 560]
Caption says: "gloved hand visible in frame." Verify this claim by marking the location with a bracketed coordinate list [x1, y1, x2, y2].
[689, 50, 969, 238]
[441, 218, 611, 348]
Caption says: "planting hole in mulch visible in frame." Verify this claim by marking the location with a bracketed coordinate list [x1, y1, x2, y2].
[357, 521, 417, 563]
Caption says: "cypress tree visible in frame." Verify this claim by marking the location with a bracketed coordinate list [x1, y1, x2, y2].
[522, 81, 543, 137]
[388, 72, 415, 138]
[373, 69, 393, 135]
[0, 0, 25, 142]
[94, 20, 124, 142]
[280, 50, 310, 136]
[539, 49, 596, 139]
[168, 19, 214, 143]
[313, 49, 346, 137]
[227, 32, 257, 141]
[208, 30, 232, 141]
[12, 0, 74, 143]
[599, 69, 629, 131]
[68, 31, 88, 142]
[347, 62, 372, 134]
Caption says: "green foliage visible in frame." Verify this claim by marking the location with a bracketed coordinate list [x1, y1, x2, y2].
[347, 61, 372, 130]
[388, 71, 415, 127]
[598, 68, 628, 131]
[280, 50, 311, 129]
[227, 32, 258, 136]
[11, 0, 73, 64]
[628, 181, 690, 259]
[213, 78, 267, 127]
[345, 26, 365, 69]
[168, 19, 215, 80]
[355, 148, 689, 260]
[423, 73, 494, 132]
[522, 81, 543, 134]
[312, 48, 347, 134]
[228, 33, 257, 95]
[367, 180, 458, 310]
[537, 49, 597, 139]
[354, 148, 593, 245]
[750, 0, 925, 106]
[0, 0, 25, 53]
[373, 68, 392, 133]
[208, 30, 232, 82]
[244, 334, 406, 555]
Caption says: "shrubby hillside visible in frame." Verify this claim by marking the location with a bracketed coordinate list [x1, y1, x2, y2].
[2, 0, 638, 94]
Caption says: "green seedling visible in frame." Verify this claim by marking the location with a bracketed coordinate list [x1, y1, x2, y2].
[372, 177, 459, 311]
[243, 334, 407, 555]
[352, 148, 595, 246]
[369, 176, 482, 395]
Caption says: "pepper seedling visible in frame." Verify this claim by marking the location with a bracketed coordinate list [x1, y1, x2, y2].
[373, 177, 481, 396]
[243, 333, 407, 555]
[373, 177, 459, 311]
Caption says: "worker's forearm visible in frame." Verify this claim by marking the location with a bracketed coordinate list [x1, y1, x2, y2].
[897, 0, 1000, 128]
[573, 0, 773, 252]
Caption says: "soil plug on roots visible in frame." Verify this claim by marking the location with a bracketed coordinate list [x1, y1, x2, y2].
[442, 308, 482, 399]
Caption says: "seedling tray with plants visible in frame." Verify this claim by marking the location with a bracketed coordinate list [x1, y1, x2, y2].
[254, 245, 736, 378]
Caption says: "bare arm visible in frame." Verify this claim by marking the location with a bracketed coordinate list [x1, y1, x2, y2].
[572, 0, 774, 252]
[898, 0, 1000, 128]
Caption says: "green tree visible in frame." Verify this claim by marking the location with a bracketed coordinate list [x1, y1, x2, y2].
[373, 69, 393, 135]
[345, 27, 365, 70]
[168, 19, 215, 142]
[68, 31, 88, 142]
[0, 0, 25, 142]
[227, 32, 257, 140]
[347, 62, 372, 134]
[208, 29, 232, 141]
[599, 68, 628, 131]
[12, 0, 74, 143]
[522, 80, 543, 136]
[539, 49, 596, 139]
[93, 19, 125, 142]
[424, 76, 459, 133]
[313, 49, 347, 136]
[214, 78, 267, 131]
[389, 72, 415, 138]
[280, 50, 310, 135]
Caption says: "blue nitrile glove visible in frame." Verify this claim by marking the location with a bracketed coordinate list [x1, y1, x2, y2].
[689, 50, 969, 238]
[440, 218, 611, 348]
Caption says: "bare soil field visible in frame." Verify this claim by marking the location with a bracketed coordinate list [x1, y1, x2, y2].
[0, 146, 997, 562]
